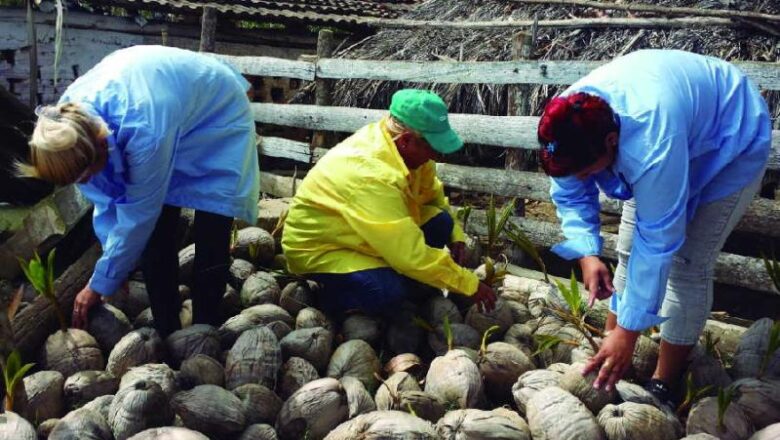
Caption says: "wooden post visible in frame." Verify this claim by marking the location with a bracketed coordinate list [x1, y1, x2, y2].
[199, 6, 217, 53]
[161, 24, 169, 46]
[26, 0, 38, 108]
[506, 31, 535, 216]
[310, 29, 335, 158]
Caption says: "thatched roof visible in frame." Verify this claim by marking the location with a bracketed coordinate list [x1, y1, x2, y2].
[297, 0, 778, 121]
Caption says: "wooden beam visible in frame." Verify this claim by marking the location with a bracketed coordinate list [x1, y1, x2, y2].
[506, 31, 536, 216]
[311, 29, 335, 154]
[214, 55, 315, 81]
[258, 137, 327, 163]
[256, 170, 776, 294]
[26, 0, 38, 108]
[508, 0, 780, 23]
[251, 104, 780, 168]
[199, 6, 217, 53]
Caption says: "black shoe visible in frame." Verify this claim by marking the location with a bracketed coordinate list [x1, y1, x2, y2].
[645, 378, 675, 408]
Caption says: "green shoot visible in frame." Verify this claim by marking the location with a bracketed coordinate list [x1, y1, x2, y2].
[485, 196, 517, 258]
[2, 350, 34, 412]
[532, 334, 564, 357]
[271, 210, 288, 239]
[504, 220, 548, 282]
[554, 270, 585, 318]
[230, 222, 239, 251]
[717, 386, 736, 433]
[18, 249, 66, 332]
[761, 251, 780, 293]
[482, 256, 508, 288]
[248, 242, 260, 262]
[406, 402, 418, 417]
[676, 372, 713, 416]
[456, 205, 473, 234]
[758, 320, 780, 378]
[544, 270, 602, 353]
[702, 331, 722, 360]
[443, 315, 454, 352]
[480, 325, 501, 356]
[412, 316, 435, 333]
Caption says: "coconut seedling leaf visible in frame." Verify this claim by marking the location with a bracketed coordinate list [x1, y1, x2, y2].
[759, 320, 780, 378]
[18, 249, 66, 331]
[229, 222, 239, 252]
[702, 330, 722, 360]
[480, 325, 501, 355]
[554, 270, 584, 319]
[2, 349, 35, 411]
[717, 386, 737, 433]
[456, 205, 473, 233]
[443, 315, 454, 352]
[505, 220, 549, 282]
[677, 371, 713, 416]
[412, 316, 435, 333]
[761, 250, 780, 292]
[271, 209, 288, 239]
[532, 334, 564, 357]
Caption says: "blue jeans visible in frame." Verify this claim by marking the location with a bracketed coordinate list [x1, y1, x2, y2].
[308, 210, 454, 318]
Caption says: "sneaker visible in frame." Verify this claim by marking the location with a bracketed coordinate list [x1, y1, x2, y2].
[645, 378, 675, 408]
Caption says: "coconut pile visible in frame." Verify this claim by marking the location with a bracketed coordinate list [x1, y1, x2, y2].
[2, 222, 780, 440]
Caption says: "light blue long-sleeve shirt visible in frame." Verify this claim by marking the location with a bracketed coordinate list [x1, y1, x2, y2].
[550, 50, 771, 331]
[60, 46, 260, 296]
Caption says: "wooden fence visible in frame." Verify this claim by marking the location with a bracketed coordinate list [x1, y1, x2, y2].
[215, 51, 780, 296]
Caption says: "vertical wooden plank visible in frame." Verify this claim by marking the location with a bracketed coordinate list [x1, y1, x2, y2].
[199, 6, 217, 53]
[26, 0, 38, 108]
[310, 29, 335, 157]
[506, 31, 535, 215]
[161, 24, 169, 46]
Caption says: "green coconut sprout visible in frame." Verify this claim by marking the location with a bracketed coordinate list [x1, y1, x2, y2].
[2, 350, 34, 412]
[18, 249, 66, 332]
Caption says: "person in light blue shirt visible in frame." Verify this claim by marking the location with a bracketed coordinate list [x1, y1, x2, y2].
[537, 49, 771, 400]
[18, 46, 260, 337]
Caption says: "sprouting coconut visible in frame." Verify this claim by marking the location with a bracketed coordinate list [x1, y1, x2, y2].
[106, 281, 151, 319]
[375, 372, 421, 410]
[327, 339, 382, 392]
[686, 390, 755, 440]
[171, 384, 247, 439]
[233, 226, 275, 266]
[179, 354, 224, 388]
[686, 343, 731, 394]
[20, 370, 65, 423]
[0, 411, 36, 440]
[109, 379, 174, 440]
[278, 357, 320, 401]
[424, 349, 484, 410]
[279, 327, 334, 372]
[119, 363, 178, 400]
[82, 394, 114, 423]
[242, 304, 295, 327]
[732, 377, 780, 430]
[503, 323, 536, 358]
[229, 259, 257, 291]
[40, 328, 104, 378]
[340, 376, 377, 418]
[615, 381, 663, 409]
[63, 370, 119, 409]
[526, 386, 606, 440]
[478, 340, 535, 405]
[384, 353, 424, 379]
[533, 318, 584, 365]
[748, 423, 780, 440]
[279, 281, 314, 316]
[631, 335, 660, 383]
[426, 296, 463, 327]
[165, 324, 221, 368]
[436, 409, 532, 440]
[558, 362, 618, 414]
[237, 424, 279, 440]
[505, 300, 533, 324]
[597, 402, 678, 440]
[511, 369, 565, 415]
[275, 377, 349, 440]
[49, 407, 113, 440]
[296, 307, 335, 332]
[428, 322, 481, 356]
[225, 326, 282, 390]
[106, 327, 165, 377]
[127, 427, 210, 440]
[732, 318, 780, 379]
[324, 410, 437, 440]
[464, 299, 513, 340]
[87, 303, 133, 355]
[233, 383, 283, 426]
[241, 272, 281, 308]
[385, 302, 425, 355]
[341, 314, 381, 346]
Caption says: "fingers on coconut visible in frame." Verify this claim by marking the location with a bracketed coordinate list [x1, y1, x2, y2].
[582, 352, 604, 377]
[593, 357, 614, 390]
[604, 365, 625, 392]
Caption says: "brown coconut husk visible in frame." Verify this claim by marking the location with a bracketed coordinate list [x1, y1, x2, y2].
[63, 370, 119, 409]
[375, 372, 422, 410]
[229, 259, 256, 291]
[233, 227, 275, 267]
[275, 378, 349, 440]
[526, 386, 606, 440]
[278, 357, 320, 401]
[172, 385, 247, 438]
[179, 354, 225, 388]
[108, 379, 174, 440]
[165, 324, 221, 368]
[240, 272, 281, 308]
[327, 340, 382, 392]
[511, 369, 564, 415]
[686, 395, 755, 440]
[87, 304, 132, 356]
[127, 426, 210, 440]
[280, 327, 334, 372]
[732, 318, 780, 379]
[279, 281, 314, 316]
[233, 384, 283, 426]
[106, 327, 165, 378]
[119, 364, 178, 400]
[40, 329, 104, 378]
[49, 408, 113, 440]
[225, 326, 282, 390]
[436, 409, 532, 439]
[598, 402, 678, 440]
[424, 349, 484, 409]
[236, 424, 278, 440]
[0, 411, 36, 440]
[340, 376, 377, 418]
[479, 341, 535, 405]
[341, 314, 382, 346]
[82, 394, 114, 423]
[558, 362, 617, 414]
[20, 370, 65, 423]
[732, 378, 780, 430]
[324, 410, 437, 440]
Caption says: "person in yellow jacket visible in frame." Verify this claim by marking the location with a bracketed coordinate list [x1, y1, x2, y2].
[282, 89, 497, 318]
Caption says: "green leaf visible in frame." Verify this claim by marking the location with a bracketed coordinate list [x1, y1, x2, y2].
[759, 320, 780, 377]
[532, 334, 564, 357]
[504, 221, 548, 282]
[480, 325, 501, 354]
[46, 248, 56, 295]
[12, 362, 34, 385]
[443, 314, 453, 352]
[717, 386, 736, 432]
[412, 316, 435, 333]
[495, 198, 516, 239]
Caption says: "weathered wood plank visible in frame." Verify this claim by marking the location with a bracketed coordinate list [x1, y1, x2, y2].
[252, 104, 780, 168]
[258, 137, 327, 163]
[215, 54, 315, 81]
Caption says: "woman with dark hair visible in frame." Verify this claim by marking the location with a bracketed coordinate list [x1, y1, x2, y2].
[538, 49, 771, 401]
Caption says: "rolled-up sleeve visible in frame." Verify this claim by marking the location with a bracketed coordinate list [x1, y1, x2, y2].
[89, 128, 176, 296]
[342, 175, 479, 296]
[615, 133, 688, 331]
[550, 175, 603, 260]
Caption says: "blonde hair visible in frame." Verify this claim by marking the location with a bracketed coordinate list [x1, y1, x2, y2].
[385, 115, 415, 138]
[18, 102, 109, 185]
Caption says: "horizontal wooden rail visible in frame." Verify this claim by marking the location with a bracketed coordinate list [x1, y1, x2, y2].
[220, 55, 780, 90]
[257, 170, 776, 294]
[256, 136, 780, 238]
[253, 104, 780, 170]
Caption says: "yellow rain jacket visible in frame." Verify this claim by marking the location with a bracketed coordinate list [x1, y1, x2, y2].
[282, 118, 479, 296]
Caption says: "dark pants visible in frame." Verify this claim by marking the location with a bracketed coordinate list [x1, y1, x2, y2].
[308, 210, 454, 319]
[142, 205, 232, 337]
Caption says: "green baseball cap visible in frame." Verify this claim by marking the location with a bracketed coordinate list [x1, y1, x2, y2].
[389, 89, 464, 154]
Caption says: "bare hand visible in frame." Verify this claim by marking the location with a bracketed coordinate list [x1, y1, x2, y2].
[582, 325, 639, 391]
[580, 256, 614, 307]
[472, 282, 497, 313]
[72, 286, 102, 329]
[449, 241, 467, 266]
